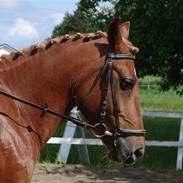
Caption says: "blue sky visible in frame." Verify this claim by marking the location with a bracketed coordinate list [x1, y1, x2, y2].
[0, 0, 79, 49]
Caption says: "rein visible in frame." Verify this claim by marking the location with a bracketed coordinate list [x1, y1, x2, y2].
[0, 51, 146, 139]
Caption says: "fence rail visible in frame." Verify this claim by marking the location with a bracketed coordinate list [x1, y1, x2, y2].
[47, 110, 183, 170]
[47, 138, 183, 147]
[143, 110, 183, 118]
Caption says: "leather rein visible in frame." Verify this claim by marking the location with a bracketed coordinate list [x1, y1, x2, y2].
[0, 51, 146, 139]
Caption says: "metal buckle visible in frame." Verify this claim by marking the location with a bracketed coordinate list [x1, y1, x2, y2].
[115, 129, 122, 136]
[40, 102, 48, 118]
[100, 111, 106, 116]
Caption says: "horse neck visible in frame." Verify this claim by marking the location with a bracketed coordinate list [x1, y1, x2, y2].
[0, 38, 108, 147]
[0, 45, 76, 146]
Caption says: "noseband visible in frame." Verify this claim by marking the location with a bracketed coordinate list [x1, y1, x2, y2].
[82, 51, 146, 138]
[0, 50, 146, 140]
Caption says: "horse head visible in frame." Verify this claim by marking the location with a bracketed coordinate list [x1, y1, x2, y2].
[74, 17, 145, 164]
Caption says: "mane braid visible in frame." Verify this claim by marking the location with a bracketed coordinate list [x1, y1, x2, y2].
[10, 51, 23, 60]
[1, 31, 107, 62]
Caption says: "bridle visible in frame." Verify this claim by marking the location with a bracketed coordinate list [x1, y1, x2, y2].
[0, 50, 146, 140]
[80, 50, 146, 138]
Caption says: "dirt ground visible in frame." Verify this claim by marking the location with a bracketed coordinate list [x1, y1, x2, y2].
[32, 164, 183, 183]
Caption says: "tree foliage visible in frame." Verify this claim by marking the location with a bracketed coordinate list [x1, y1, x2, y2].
[52, 11, 86, 35]
[52, 0, 183, 94]
[115, 0, 183, 94]
[52, 0, 115, 36]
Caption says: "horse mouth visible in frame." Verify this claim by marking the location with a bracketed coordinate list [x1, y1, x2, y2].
[108, 148, 137, 165]
[121, 153, 137, 165]
[107, 140, 144, 165]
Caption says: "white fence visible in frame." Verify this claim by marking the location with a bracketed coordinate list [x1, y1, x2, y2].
[47, 110, 183, 170]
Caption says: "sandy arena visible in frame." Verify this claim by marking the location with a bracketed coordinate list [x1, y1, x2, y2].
[32, 164, 183, 183]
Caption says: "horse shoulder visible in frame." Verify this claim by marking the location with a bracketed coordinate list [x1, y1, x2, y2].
[0, 114, 36, 182]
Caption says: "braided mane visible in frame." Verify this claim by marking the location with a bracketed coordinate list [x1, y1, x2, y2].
[0, 30, 138, 63]
[0, 31, 107, 62]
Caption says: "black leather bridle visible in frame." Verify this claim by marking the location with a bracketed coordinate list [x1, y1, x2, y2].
[81, 51, 146, 138]
[0, 51, 146, 139]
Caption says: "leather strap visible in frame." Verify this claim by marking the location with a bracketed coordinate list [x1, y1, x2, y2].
[107, 53, 136, 60]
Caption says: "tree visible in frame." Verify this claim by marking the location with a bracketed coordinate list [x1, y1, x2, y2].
[52, 11, 87, 36]
[52, 0, 183, 94]
[114, 0, 183, 94]
[52, 0, 115, 37]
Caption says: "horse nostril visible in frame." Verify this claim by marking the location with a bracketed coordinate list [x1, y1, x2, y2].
[134, 147, 144, 158]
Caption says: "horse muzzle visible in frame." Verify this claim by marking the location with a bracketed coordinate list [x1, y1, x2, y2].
[108, 137, 145, 165]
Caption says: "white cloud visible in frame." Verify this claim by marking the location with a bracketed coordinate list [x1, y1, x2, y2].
[0, 0, 20, 8]
[48, 12, 65, 24]
[6, 18, 39, 39]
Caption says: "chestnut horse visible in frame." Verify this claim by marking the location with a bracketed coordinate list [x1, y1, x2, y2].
[0, 18, 145, 182]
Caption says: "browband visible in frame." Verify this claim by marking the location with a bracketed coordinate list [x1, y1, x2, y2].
[107, 53, 136, 60]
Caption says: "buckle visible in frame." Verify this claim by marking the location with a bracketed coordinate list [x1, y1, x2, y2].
[100, 110, 106, 116]
[40, 102, 48, 118]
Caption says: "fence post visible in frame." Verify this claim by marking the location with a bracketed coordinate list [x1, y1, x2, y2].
[56, 109, 77, 163]
[75, 111, 90, 165]
[75, 127, 90, 165]
[176, 118, 183, 170]
[56, 108, 90, 164]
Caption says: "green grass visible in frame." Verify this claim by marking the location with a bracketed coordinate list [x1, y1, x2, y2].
[40, 117, 181, 169]
[39, 122, 66, 163]
[139, 75, 183, 112]
[134, 117, 180, 169]
[140, 86, 183, 112]
[139, 75, 162, 86]
[39, 76, 183, 170]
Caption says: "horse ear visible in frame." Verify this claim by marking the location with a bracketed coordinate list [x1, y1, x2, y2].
[107, 17, 120, 50]
[119, 21, 130, 39]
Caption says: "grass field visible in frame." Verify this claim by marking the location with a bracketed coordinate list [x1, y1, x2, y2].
[40, 76, 183, 170]
[40, 117, 180, 170]
[139, 76, 183, 112]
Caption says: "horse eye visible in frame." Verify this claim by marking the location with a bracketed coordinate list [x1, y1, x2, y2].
[120, 78, 135, 90]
